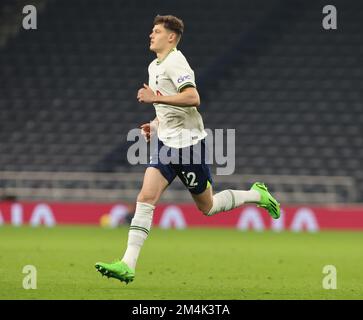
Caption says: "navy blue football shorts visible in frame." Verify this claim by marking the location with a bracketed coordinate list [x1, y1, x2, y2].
[147, 138, 213, 195]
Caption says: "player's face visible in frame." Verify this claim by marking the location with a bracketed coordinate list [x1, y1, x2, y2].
[149, 24, 173, 53]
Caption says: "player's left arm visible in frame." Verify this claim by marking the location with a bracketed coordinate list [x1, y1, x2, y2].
[137, 83, 200, 107]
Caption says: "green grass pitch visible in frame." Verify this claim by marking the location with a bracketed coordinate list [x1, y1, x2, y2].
[0, 225, 362, 300]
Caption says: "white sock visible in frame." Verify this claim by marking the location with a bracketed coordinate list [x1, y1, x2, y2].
[207, 189, 260, 216]
[121, 202, 155, 270]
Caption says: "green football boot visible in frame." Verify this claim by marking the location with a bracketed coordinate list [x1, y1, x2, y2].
[95, 260, 135, 284]
[251, 182, 281, 219]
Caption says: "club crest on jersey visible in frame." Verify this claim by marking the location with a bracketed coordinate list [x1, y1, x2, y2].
[177, 75, 191, 83]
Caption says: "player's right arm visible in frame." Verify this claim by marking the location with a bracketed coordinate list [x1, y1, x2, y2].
[140, 117, 158, 142]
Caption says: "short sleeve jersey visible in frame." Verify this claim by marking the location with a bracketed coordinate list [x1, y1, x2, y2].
[148, 48, 207, 148]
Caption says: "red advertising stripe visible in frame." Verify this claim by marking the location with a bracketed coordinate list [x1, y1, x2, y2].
[1, 201, 363, 231]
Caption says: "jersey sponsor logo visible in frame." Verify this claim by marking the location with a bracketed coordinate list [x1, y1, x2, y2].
[177, 75, 192, 83]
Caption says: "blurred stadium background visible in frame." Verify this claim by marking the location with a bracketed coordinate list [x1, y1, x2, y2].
[1, 0, 363, 301]
[0, 0, 362, 223]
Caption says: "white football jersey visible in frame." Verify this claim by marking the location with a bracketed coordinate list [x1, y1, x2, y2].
[148, 48, 207, 148]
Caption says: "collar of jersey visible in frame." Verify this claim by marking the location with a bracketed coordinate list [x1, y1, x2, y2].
[156, 47, 177, 65]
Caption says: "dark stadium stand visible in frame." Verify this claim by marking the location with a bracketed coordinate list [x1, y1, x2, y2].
[0, 0, 362, 201]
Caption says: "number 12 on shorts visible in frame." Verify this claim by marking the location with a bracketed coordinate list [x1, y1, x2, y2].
[181, 171, 198, 188]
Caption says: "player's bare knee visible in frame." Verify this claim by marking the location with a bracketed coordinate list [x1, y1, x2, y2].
[137, 191, 159, 206]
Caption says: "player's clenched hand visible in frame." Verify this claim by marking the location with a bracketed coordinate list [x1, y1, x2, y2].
[140, 123, 151, 142]
[140, 121, 158, 142]
[137, 84, 156, 104]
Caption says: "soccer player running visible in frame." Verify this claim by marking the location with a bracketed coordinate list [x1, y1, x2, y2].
[95, 15, 280, 284]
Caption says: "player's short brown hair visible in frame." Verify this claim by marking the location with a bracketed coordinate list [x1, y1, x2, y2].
[153, 15, 184, 40]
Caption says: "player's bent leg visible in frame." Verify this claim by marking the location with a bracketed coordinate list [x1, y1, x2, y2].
[191, 185, 214, 215]
[95, 167, 170, 284]
[193, 182, 280, 219]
